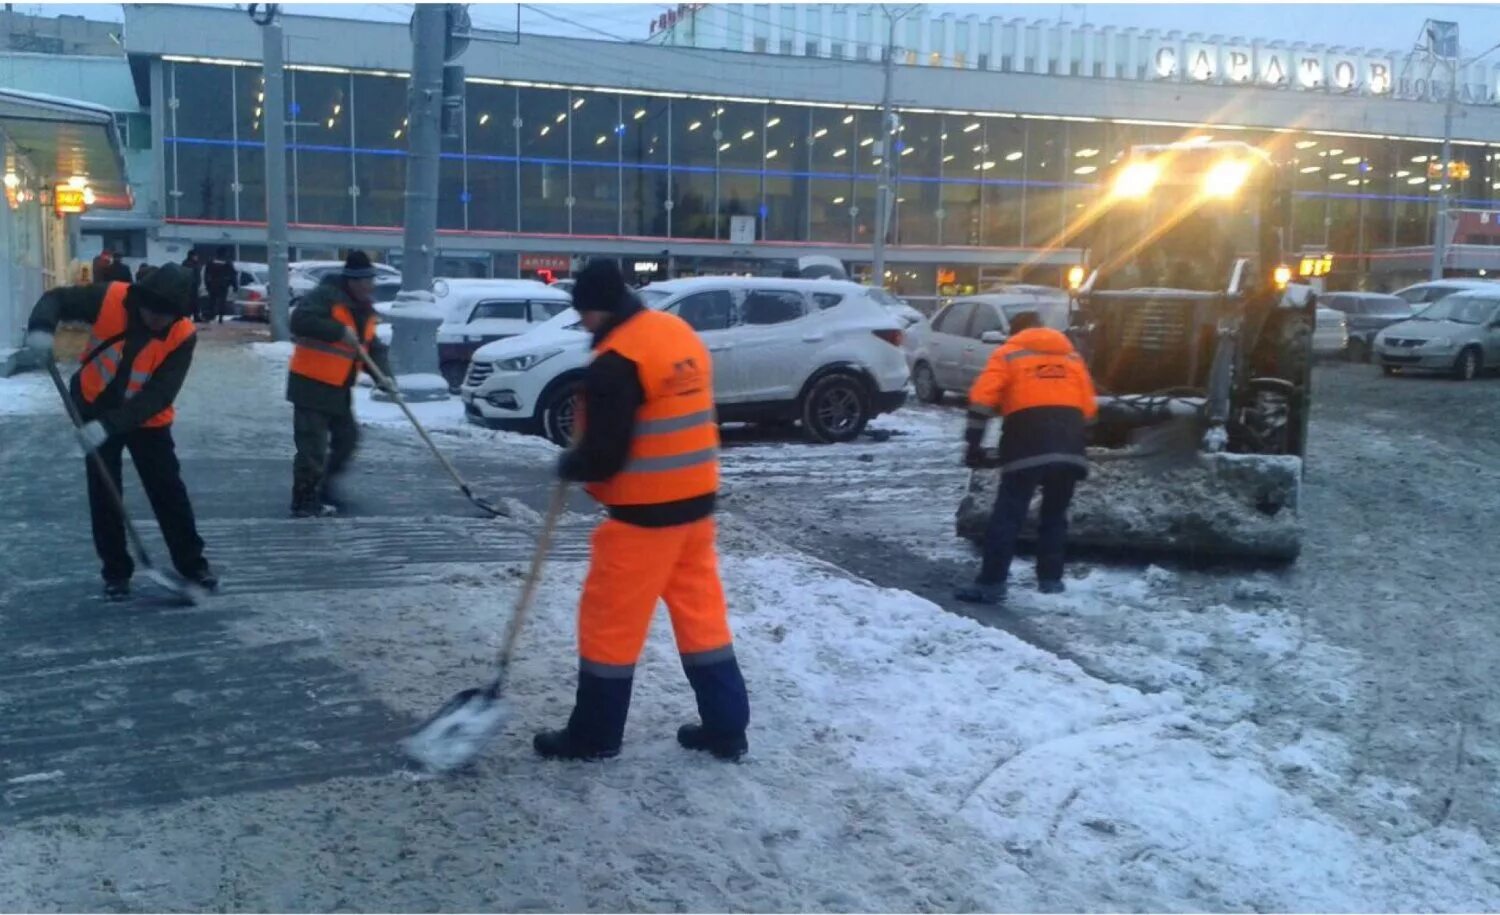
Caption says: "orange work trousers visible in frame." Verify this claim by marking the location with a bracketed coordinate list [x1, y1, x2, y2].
[578, 516, 733, 674]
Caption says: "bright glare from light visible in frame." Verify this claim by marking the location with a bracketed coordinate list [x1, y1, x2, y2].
[634, 109, 646, 120]
[1341, 156, 1361, 165]
[1112, 161, 1160, 198]
[1407, 176, 1426, 185]
[1067, 265, 1086, 289]
[1295, 140, 1317, 149]
[82, 187, 96, 205]
[963, 122, 980, 133]
[67, 175, 88, 189]
[1005, 150, 1023, 162]
[1202, 158, 1253, 198]
[2, 173, 17, 189]
[1274, 265, 1292, 288]
[814, 127, 828, 138]
[1300, 165, 1321, 174]
[1073, 165, 1097, 175]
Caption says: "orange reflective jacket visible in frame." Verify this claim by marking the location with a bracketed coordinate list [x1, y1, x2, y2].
[968, 327, 1098, 420]
[78, 282, 195, 429]
[585, 310, 720, 507]
[289, 304, 374, 387]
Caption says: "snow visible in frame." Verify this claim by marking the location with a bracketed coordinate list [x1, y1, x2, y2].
[0, 369, 56, 416]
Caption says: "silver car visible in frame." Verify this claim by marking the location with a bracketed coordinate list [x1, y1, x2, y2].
[1374, 291, 1500, 381]
[903, 292, 1070, 403]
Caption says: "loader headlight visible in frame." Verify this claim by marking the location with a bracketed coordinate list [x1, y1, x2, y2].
[1112, 161, 1160, 199]
[494, 348, 561, 372]
[1202, 158, 1253, 199]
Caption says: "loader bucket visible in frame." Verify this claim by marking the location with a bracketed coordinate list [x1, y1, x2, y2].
[956, 450, 1302, 563]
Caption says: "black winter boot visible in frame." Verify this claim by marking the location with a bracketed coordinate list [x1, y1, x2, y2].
[187, 563, 219, 594]
[677, 723, 748, 761]
[532, 728, 620, 761]
[103, 579, 131, 602]
[534, 668, 633, 761]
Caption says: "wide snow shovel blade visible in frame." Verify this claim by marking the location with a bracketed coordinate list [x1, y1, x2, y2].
[353, 342, 509, 518]
[1124, 415, 1210, 475]
[44, 359, 204, 606]
[402, 483, 568, 772]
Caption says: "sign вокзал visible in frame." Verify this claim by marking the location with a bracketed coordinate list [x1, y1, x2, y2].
[1152, 43, 1499, 104]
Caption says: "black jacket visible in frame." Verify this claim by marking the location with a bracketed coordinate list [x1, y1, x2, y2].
[28, 284, 197, 435]
[204, 259, 238, 294]
[558, 301, 716, 527]
[286, 280, 392, 416]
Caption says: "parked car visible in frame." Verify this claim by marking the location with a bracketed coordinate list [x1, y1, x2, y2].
[1390, 278, 1495, 310]
[1317, 292, 1412, 362]
[549, 278, 576, 294]
[287, 259, 402, 308]
[432, 279, 573, 391]
[1374, 289, 1500, 380]
[230, 262, 270, 320]
[461, 277, 909, 445]
[903, 291, 1069, 403]
[1312, 306, 1349, 359]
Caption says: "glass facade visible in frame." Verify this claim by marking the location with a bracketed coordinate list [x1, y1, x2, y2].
[164, 60, 1500, 275]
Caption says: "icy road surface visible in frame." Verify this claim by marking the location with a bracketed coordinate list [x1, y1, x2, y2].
[1, 328, 1496, 910]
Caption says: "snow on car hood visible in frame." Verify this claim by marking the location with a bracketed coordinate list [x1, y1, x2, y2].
[472, 307, 586, 361]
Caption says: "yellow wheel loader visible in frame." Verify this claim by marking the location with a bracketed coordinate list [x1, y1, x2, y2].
[958, 141, 1316, 563]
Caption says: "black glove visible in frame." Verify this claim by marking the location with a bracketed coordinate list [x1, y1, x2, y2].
[964, 443, 987, 469]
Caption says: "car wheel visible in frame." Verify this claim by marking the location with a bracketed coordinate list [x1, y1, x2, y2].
[1347, 338, 1369, 364]
[539, 379, 582, 446]
[439, 361, 467, 393]
[913, 361, 944, 404]
[1453, 346, 1482, 381]
[800, 373, 871, 444]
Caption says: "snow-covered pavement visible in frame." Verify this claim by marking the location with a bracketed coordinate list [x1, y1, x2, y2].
[2, 332, 1498, 910]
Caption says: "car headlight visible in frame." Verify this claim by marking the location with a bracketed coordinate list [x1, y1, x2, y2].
[494, 348, 561, 372]
[1425, 337, 1452, 349]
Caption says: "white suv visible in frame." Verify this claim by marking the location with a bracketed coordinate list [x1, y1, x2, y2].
[460, 277, 910, 445]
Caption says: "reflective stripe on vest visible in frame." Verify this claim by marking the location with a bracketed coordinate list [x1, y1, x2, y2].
[78, 282, 194, 428]
[288, 304, 374, 387]
[585, 310, 720, 507]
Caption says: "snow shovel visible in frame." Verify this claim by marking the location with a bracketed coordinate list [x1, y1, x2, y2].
[402, 482, 568, 772]
[352, 341, 509, 518]
[43, 359, 205, 606]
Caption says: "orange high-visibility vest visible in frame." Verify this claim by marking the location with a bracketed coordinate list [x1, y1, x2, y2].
[289, 304, 374, 387]
[585, 310, 720, 507]
[78, 282, 195, 429]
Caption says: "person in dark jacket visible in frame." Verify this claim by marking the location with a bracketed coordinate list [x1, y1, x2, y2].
[957, 311, 1098, 605]
[181, 250, 205, 323]
[203, 246, 239, 324]
[25, 264, 217, 601]
[93, 250, 131, 285]
[533, 259, 750, 763]
[134, 263, 155, 283]
[285, 251, 393, 517]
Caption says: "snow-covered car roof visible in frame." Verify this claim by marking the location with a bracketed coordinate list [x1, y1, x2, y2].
[433, 277, 568, 303]
[643, 276, 877, 296]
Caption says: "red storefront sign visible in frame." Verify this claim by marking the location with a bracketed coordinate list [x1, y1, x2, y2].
[520, 254, 570, 273]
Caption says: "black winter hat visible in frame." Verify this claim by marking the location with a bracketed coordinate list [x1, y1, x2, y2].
[343, 250, 378, 279]
[133, 262, 194, 317]
[570, 259, 632, 314]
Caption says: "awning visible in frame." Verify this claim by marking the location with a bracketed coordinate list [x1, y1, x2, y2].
[0, 87, 130, 208]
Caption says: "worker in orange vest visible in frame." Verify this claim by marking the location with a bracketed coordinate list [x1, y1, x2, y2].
[25, 264, 217, 601]
[958, 310, 1098, 605]
[286, 251, 392, 517]
[534, 259, 750, 762]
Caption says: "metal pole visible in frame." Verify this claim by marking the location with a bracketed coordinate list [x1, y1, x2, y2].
[401, 4, 446, 294]
[1431, 63, 1454, 281]
[872, 10, 896, 288]
[381, 3, 450, 399]
[260, 10, 291, 342]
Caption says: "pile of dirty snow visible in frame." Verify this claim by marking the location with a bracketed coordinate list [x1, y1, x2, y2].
[958, 451, 1303, 561]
